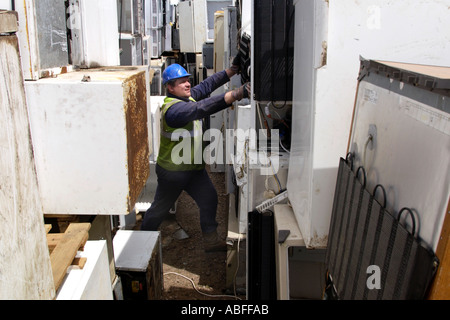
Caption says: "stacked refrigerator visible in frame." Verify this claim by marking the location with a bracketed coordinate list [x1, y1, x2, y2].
[233, 0, 450, 300]
[25, 66, 152, 216]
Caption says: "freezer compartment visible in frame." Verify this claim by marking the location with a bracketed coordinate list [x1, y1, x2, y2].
[25, 66, 150, 215]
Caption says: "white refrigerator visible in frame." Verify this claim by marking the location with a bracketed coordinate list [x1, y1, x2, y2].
[288, 0, 450, 248]
[25, 66, 151, 215]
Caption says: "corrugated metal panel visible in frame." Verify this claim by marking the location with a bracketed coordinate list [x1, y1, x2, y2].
[326, 158, 439, 300]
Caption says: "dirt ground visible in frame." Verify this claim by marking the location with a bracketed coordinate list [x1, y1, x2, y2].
[135, 168, 243, 300]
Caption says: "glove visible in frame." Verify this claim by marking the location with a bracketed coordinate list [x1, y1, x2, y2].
[231, 82, 251, 100]
[230, 52, 243, 74]
[242, 82, 250, 99]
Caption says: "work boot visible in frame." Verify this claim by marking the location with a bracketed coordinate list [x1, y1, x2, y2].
[203, 230, 227, 253]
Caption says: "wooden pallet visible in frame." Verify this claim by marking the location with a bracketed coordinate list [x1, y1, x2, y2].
[45, 223, 91, 291]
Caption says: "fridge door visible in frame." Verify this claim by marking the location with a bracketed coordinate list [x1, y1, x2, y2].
[69, 0, 120, 68]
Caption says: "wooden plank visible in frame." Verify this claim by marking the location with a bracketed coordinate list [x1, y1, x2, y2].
[376, 60, 450, 80]
[47, 234, 62, 253]
[50, 223, 91, 290]
[45, 224, 52, 233]
[71, 257, 87, 269]
[428, 232, 450, 300]
[428, 199, 450, 300]
[47, 231, 88, 266]
[78, 232, 89, 251]
[47, 231, 90, 253]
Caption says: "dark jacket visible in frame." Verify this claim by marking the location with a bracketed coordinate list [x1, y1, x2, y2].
[165, 70, 231, 128]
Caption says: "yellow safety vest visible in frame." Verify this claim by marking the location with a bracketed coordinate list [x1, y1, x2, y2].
[157, 97, 205, 171]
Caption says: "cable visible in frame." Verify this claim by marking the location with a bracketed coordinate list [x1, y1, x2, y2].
[362, 134, 373, 168]
[269, 102, 290, 129]
[256, 102, 267, 138]
[163, 272, 241, 300]
[257, 103, 271, 138]
[229, 234, 243, 298]
[259, 149, 283, 193]
[264, 102, 291, 154]
[267, 150, 282, 190]
[118, 0, 123, 53]
[279, 139, 290, 154]
[265, 175, 278, 195]
[269, 164, 282, 193]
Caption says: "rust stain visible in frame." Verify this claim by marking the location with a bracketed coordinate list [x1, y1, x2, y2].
[22, 1, 34, 77]
[123, 71, 150, 212]
[308, 231, 328, 249]
[320, 41, 328, 68]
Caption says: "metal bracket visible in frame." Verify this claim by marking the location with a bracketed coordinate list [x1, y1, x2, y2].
[278, 230, 290, 244]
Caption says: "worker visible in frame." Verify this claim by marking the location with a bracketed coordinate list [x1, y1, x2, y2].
[141, 58, 250, 253]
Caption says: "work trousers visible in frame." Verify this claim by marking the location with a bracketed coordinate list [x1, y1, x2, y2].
[140, 164, 218, 233]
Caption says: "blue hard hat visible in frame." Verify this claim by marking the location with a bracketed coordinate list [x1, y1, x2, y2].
[162, 64, 191, 85]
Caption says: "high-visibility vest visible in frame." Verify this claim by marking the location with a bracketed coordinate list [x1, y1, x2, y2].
[157, 97, 205, 171]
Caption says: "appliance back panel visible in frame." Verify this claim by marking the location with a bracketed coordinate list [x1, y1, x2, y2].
[248, 210, 277, 300]
[254, 0, 294, 101]
[326, 158, 439, 300]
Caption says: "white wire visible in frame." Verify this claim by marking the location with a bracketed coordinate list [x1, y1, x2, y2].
[256, 102, 268, 138]
[163, 271, 241, 300]
[279, 140, 290, 154]
[269, 102, 284, 120]
[232, 234, 242, 298]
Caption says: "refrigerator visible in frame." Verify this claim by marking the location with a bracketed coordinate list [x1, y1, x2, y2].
[347, 59, 450, 251]
[15, 0, 69, 80]
[178, 0, 207, 53]
[324, 58, 449, 300]
[287, 0, 450, 249]
[68, 0, 120, 68]
[25, 66, 151, 215]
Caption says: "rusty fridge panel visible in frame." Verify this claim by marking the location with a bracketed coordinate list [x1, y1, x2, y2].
[123, 72, 150, 211]
[25, 66, 150, 215]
